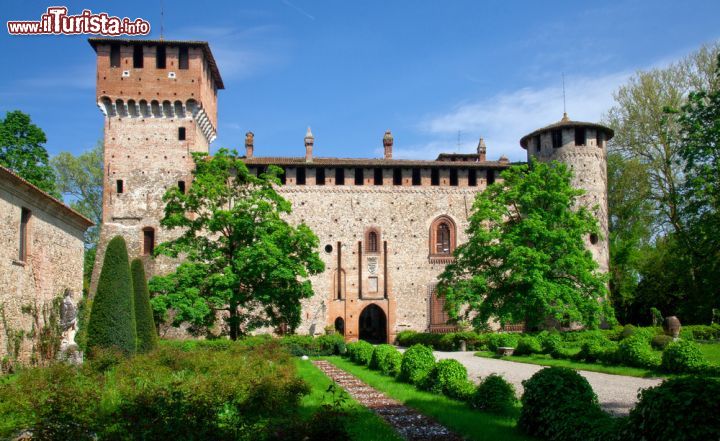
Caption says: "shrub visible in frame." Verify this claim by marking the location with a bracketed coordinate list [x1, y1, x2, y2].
[620, 324, 636, 339]
[369, 344, 395, 371]
[420, 359, 468, 398]
[486, 333, 520, 352]
[283, 334, 346, 356]
[616, 336, 660, 368]
[398, 344, 435, 385]
[519, 367, 616, 441]
[538, 331, 562, 354]
[623, 377, 720, 441]
[346, 340, 374, 365]
[130, 259, 158, 354]
[650, 334, 673, 350]
[683, 324, 720, 341]
[577, 338, 616, 363]
[470, 374, 517, 414]
[395, 330, 418, 347]
[515, 336, 542, 355]
[661, 339, 707, 373]
[86, 236, 136, 356]
[380, 347, 403, 377]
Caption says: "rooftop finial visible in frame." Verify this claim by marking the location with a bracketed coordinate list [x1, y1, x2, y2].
[305, 126, 313, 140]
[304, 127, 314, 162]
[383, 129, 393, 159]
[477, 137, 487, 161]
[561, 73, 569, 121]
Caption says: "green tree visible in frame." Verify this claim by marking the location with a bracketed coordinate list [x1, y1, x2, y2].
[0, 110, 58, 196]
[86, 236, 136, 356]
[149, 149, 324, 340]
[130, 259, 158, 353]
[437, 160, 611, 330]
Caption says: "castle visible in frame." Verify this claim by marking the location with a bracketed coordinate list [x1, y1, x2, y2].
[89, 38, 612, 343]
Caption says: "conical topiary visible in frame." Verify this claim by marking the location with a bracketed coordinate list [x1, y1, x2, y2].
[131, 258, 158, 353]
[86, 235, 136, 356]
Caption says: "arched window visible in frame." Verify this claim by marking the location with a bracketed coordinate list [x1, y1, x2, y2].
[429, 216, 456, 261]
[365, 228, 380, 254]
[142, 227, 155, 255]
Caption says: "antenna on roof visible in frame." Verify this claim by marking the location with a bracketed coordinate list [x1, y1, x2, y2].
[160, 0, 165, 40]
[562, 72, 568, 120]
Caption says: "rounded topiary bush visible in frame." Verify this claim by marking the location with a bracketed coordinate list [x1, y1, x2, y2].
[470, 374, 517, 414]
[538, 332, 562, 354]
[514, 336, 542, 356]
[380, 347, 403, 377]
[616, 336, 659, 368]
[130, 259, 158, 354]
[519, 367, 614, 441]
[87, 236, 136, 357]
[650, 334, 673, 350]
[347, 340, 374, 365]
[420, 358, 468, 397]
[623, 377, 720, 441]
[577, 338, 616, 363]
[369, 344, 395, 371]
[661, 339, 707, 373]
[398, 344, 435, 385]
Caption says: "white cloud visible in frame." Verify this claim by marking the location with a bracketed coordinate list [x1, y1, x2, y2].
[410, 71, 633, 162]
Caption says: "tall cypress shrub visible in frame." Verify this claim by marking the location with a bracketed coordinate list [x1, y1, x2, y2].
[86, 236, 136, 356]
[131, 258, 158, 353]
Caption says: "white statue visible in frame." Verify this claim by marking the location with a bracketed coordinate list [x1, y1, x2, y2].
[59, 288, 83, 364]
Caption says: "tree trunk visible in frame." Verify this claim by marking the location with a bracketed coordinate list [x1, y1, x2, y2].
[228, 305, 239, 341]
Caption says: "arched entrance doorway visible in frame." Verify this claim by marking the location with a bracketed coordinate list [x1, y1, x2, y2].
[334, 317, 345, 335]
[359, 304, 387, 344]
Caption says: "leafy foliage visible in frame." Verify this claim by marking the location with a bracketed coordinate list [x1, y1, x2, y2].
[0, 110, 58, 196]
[616, 336, 660, 368]
[398, 344, 435, 385]
[514, 336, 542, 356]
[486, 333, 520, 352]
[419, 359, 468, 399]
[379, 348, 403, 377]
[438, 159, 611, 330]
[130, 259, 158, 354]
[369, 344, 396, 371]
[470, 374, 517, 414]
[346, 341, 374, 366]
[86, 236, 136, 356]
[661, 339, 707, 373]
[149, 149, 324, 339]
[623, 377, 720, 441]
[281, 334, 346, 356]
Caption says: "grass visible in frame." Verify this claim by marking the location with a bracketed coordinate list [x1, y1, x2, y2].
[294, 358, 402, 441]
[323, 356, 534, 441]
[474, 351, 662, 378]
[698, 342, 720, 365]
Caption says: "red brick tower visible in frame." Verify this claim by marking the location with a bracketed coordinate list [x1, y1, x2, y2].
[88, 39, 223, 293]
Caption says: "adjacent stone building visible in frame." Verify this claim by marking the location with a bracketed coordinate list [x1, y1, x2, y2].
[89, 38, 612, 343]
[0, 166, 93, 364]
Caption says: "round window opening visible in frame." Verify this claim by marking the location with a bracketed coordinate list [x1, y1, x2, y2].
[324, 244, 333, 253]
[589, 233, 599, 245]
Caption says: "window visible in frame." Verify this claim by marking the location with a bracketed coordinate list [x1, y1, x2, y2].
[335, 168, 345, 185]
[178, 127, 186, 141]
[551, 129, 563, 148]
[468, 169, 477, 186]
[373, 168, 383, 185]
[449, 169, 458, 186]
[535, 135, 542, 151]
[431, 169, 439, 186]
[178, 46, 189, 69]
[596, 131, 604, 148]
[178, 180, 186, 194]
[412, 168, 421, 186]
[19, 208, 31, 261]
[354, 168, 363, 185]
[316, 167, 325, 185]
[133, 45, 143, 68]
[430, 216, 456, 256]
[487, 170, 495, 185]
[367, 230, 379, 253]
[575, 127, 586, 146]
[430, 286, 451, 327]
[156, 46, 166, 69]
[393, 168, 402, 185]
[116, 179, 124, 194]
[143, 228, 155, 255]
[296, 168, 306, 185]
[110, 44, 121, 67]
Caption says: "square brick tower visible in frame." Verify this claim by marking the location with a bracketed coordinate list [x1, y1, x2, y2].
[88, 39, 223, 294]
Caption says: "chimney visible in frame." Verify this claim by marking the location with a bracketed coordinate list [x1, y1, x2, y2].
[477, 137, 487, 162]
[304, 127, 314, 162]
[383, 130, 393, 159]
[245, 131, 254, 158]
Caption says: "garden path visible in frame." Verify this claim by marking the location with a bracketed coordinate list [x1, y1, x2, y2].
[432, 351, 662, 416]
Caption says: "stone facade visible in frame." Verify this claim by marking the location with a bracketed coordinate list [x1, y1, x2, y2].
[89, 39, 612, 343]
[0, 167, 93, 363]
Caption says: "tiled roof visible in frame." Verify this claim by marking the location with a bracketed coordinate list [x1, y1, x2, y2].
[242, 156, 513, 168]
[0, 166, 94, 229]
[88, 38, 224, 89]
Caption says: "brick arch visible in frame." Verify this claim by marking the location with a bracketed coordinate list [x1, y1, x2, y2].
[429, 215, 457, 256]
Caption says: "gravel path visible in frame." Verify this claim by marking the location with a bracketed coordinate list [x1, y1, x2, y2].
[432, 351, 663, 416]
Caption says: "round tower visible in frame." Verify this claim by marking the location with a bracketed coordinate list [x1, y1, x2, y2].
[519, 114, 614, 273]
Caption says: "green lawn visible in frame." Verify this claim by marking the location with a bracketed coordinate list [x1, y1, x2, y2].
[294, 358, 402, 441]
[698, 342, 720, 365]
[323, 356, 534, 441]
[474, 351, 662, 378]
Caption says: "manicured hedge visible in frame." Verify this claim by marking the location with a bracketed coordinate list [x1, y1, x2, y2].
[661, 339, 707, 373]
[87, 236, 136, 357]
[398, 344, 436, 385]
[346, 340, 374, 365]
[420, 358, 469, 399]
[369, 344, 396, 371]
[470, 374, 517, 414]
[130, 259, 158, 354]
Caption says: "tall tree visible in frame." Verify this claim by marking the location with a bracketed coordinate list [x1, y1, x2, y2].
[0, 110, 58, 197]
[149, 149, 324, 340]
[130, 259, 158, 353]
[437, 160, 612, 330]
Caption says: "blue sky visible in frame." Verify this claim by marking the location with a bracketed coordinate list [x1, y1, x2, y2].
[2, 1, 719, 163]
